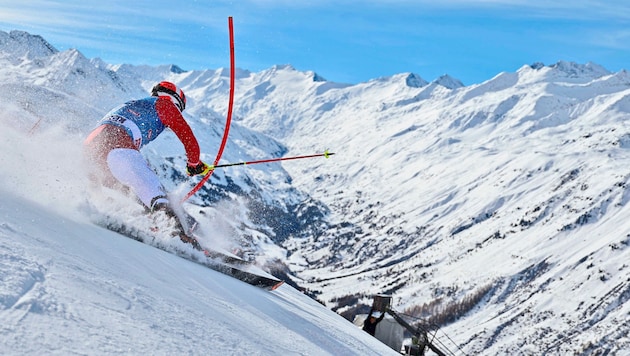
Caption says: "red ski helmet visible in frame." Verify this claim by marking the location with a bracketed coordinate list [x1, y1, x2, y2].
[151, 81, 186, 111]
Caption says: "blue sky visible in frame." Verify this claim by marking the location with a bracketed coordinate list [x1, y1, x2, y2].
[0, 0, 629, 85]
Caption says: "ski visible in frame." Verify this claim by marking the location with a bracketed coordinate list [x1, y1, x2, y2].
[195, 256, 284, 291]
[97, 219, 284, 291]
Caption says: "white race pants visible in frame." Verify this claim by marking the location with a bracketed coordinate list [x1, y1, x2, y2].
[106, 148, 167, 209]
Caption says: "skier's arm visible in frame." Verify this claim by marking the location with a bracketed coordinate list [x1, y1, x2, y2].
[156, 97, 201, 165]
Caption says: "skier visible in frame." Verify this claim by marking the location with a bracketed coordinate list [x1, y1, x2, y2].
[83, 81, 210, 246]
[362, 307, 385, 336]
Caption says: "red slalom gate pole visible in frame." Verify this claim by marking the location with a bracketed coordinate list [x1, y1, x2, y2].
[181, 16, 235, 204]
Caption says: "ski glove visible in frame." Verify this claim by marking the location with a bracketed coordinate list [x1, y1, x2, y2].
[187, 161, 212, 176]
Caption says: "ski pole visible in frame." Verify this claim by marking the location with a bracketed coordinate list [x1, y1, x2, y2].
[209, 150, 334, 169]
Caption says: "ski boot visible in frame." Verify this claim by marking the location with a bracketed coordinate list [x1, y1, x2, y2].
[151, 201, 203, 251]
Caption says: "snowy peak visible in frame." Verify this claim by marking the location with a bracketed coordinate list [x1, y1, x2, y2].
[432, 74, 464, 89]
[403, 72, 427, 88]
[372, 72, 463, 89]
[252, 64, 327, 84]
[527, 60, 610, 77]
[550, 60, 610, 78]
[168, 64, 186, 74]
[0, 30, 58, 60]
[370, 72, 428, 88]
[519, 60, 612, 84]
[310, 71, 327, 82]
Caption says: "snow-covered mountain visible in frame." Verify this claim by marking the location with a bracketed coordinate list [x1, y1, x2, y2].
[1, 29, 629, 354]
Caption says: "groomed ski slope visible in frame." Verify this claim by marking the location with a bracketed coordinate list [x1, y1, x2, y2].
[0, 126, 395, 355]
[0, 71, 395, 352]
[0, 186, 397, 355]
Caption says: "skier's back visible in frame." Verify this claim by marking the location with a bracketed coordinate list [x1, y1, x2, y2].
[84, 81, 210, 245]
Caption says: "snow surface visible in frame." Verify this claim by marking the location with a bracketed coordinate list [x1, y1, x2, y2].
[0, 126, 396, 355]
